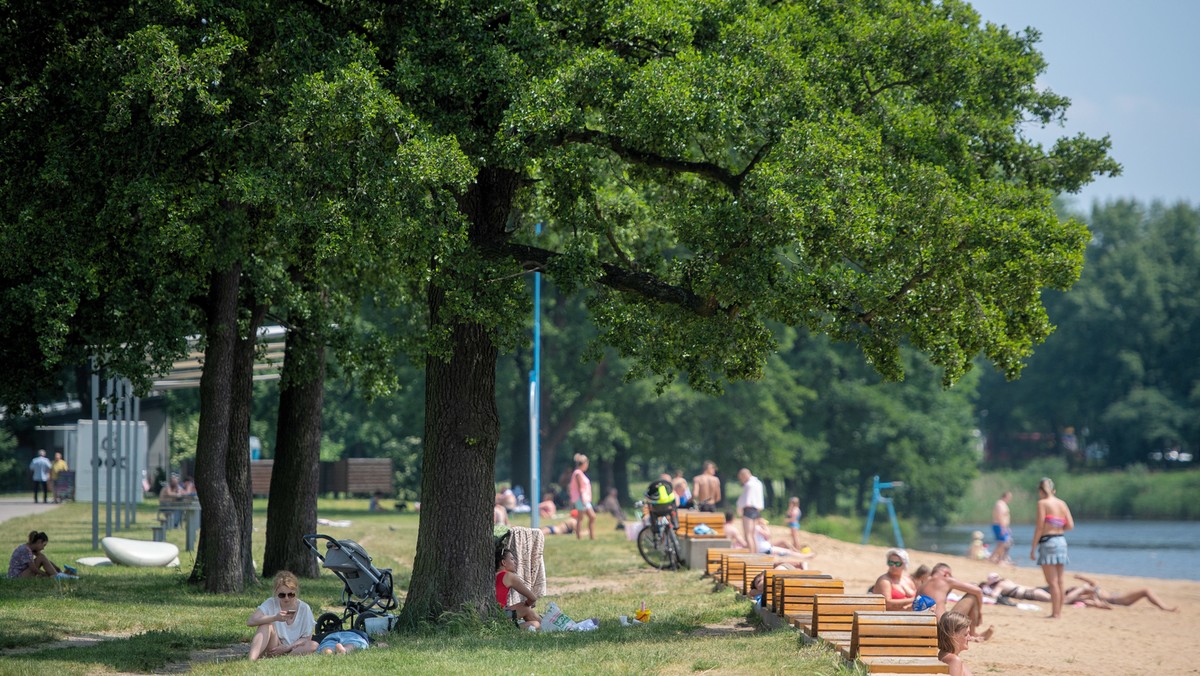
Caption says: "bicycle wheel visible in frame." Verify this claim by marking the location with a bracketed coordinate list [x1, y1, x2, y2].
[637, 523, 673, 569]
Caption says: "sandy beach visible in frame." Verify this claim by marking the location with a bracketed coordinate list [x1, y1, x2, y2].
[776, 528, 1200, 675]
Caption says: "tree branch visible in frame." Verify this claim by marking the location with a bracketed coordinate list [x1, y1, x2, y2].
[502, 243, 716, 316]
[563, 129, 740, 191]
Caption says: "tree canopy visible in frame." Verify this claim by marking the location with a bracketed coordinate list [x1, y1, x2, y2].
[1, 0, 1116, 619]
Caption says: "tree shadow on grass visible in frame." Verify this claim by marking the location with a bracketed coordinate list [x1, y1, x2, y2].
[2, 628, 239, 673]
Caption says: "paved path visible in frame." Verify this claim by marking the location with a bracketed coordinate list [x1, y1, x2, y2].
[0, 495, 62, 525]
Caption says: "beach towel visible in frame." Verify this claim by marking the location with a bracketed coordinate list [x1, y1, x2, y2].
[506, 526, 546, 605]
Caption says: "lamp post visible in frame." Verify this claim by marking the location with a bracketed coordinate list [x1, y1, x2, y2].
[529, 222, 543, 529]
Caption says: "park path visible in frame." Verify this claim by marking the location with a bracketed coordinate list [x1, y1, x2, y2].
[0, 495, 61, 525]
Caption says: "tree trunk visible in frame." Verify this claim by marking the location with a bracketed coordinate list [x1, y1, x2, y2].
[189, 264, 246, 592]
[399, 167, 517, 626]
[228, 301, 266, 584]
[263, 312, 326, 579]
[613, 442, 632, 506]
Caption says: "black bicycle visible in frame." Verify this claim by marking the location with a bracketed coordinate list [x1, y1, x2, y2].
[636, 500, 682, 570]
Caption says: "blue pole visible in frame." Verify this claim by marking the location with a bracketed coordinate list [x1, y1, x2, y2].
[861, 476, 879, 544]
[529, 222, 543, 529]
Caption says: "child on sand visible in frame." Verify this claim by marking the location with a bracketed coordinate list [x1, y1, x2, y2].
[786, 497, 802, 550]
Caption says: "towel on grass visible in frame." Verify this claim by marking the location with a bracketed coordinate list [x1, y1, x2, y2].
[506, 526, 546, 605]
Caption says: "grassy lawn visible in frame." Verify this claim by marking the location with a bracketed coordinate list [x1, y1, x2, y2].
[0, 497, 859, 675]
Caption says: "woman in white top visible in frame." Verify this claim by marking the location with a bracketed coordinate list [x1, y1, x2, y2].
[248, 570, 317, 660]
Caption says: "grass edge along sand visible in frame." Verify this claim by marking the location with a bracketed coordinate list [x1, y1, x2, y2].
[0, 498, 859, 675]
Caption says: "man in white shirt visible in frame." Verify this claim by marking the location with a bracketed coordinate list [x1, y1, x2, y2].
[736, 468, 764, 553]
[29, 449, 53, 504]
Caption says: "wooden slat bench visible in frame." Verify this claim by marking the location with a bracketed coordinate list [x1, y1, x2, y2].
[707, 548, 750, 577]
[763, 569, 825, 611]
[775, 577, 844, 628]
[741, 560, 779, 597]
[845, 611, 947, 674]
[676, 510, 726, 538]
[724, 554, 774, 591]
[808, 593, 886, 647]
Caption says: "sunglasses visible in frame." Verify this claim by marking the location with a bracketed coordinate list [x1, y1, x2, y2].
[277, 591, 296, 598]
[887, 560, 905, 567]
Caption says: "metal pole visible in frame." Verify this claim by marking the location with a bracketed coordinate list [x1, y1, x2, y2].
[105, 377, 114, 538]
[529, 222, 543, 530]
[114, 379, 124, 529]
[124, 379, 135, 527]
[133, 394, 141, 522]
[861, 475, 879, 545]
[91, 360, 100, 550]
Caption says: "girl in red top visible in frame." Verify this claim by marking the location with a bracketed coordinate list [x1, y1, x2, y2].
[496, 549, 541, 630]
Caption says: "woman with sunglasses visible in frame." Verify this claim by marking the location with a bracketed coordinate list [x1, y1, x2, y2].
[870, 548, 917, 610]
[248, 570, 317, 660]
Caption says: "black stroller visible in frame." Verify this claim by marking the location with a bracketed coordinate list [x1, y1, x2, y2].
[303, 533, 399, 635]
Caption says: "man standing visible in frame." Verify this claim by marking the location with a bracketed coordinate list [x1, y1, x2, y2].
[50, 451, 69, 503]
[692, 461, 722, 512]
[29, 449, 53, 504]
[917, 563, 994, 641]
[988, 491, 1013, 564]
[736, 468, 764, 552]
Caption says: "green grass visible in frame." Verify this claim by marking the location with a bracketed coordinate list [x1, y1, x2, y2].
[0, 498, 860, 675]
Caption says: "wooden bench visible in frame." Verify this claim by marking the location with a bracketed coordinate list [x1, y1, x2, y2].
[775, 577, 844, 628]
[676, 510, 726, 538]
[724, 554, 774, 591]
[741, 560, 779, 597]
[707, 548, 750, 577]
[845, 611, 947, 674]
[808, 593, 886, 647]
[763, 569, 825, 610]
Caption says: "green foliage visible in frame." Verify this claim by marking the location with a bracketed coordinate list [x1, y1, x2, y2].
[958, 465, 1200, 522]
[978, 201, 1200, 468]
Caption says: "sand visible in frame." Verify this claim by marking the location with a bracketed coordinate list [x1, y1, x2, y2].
[778, 528, 1200, 675]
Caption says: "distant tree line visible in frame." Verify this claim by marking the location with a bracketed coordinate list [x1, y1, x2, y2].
[977, 200, 1200, 469]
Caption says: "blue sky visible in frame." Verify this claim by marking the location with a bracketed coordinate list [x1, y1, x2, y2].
[967, 0, 1199, 209]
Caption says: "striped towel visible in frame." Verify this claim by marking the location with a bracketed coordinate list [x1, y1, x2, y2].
[506, 526, 546, 605]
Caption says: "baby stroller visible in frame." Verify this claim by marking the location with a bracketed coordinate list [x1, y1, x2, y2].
[303, 533, 399, 636]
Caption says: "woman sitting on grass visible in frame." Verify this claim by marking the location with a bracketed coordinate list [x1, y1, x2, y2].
[937, 611, 973, 676]
[247, 571, 317, 660]
[496, 548, 541, 630]
[8, 531, 61, 578]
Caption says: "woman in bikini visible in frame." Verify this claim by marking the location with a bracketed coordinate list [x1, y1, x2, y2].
[1030, 477, 1074, 618]
[539, 517, 578, 536]
[871, 548, 917, 610]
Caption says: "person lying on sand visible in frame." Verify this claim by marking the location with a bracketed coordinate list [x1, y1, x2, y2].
[1066, 574, 1179, 612]
[979, 573, 1051, 603]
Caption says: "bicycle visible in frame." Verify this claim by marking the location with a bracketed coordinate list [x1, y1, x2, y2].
[636, 499, 682, 570]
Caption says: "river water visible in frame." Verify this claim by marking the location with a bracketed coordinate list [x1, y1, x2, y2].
[912, 520, 1200, 581]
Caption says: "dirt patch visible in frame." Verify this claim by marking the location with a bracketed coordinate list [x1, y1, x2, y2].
[689, 615, 761, 638]
[547, 576, 628, 595]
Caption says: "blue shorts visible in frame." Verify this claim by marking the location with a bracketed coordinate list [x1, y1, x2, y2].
[318, 630, 369, 653]
[992, 524, 1012, 543]
[574, 500, 592, 512]
[1037, 535, 1069, 566]
[912, 595, 936, 612]
[787, 521, 801, 530]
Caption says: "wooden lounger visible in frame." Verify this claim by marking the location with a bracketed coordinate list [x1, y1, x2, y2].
[845, 611, 947, 674]
[775, 577, 844, 628]
[762, 569, 824, 610]
[676, 510, 726, 538]
[808, 593, 886, 647]
[724, 554, 773, 591]
[707, 548, 749, 577]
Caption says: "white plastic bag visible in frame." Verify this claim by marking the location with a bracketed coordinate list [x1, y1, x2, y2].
[540, 601, 577, 632]
[624, 521, 645, 542]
